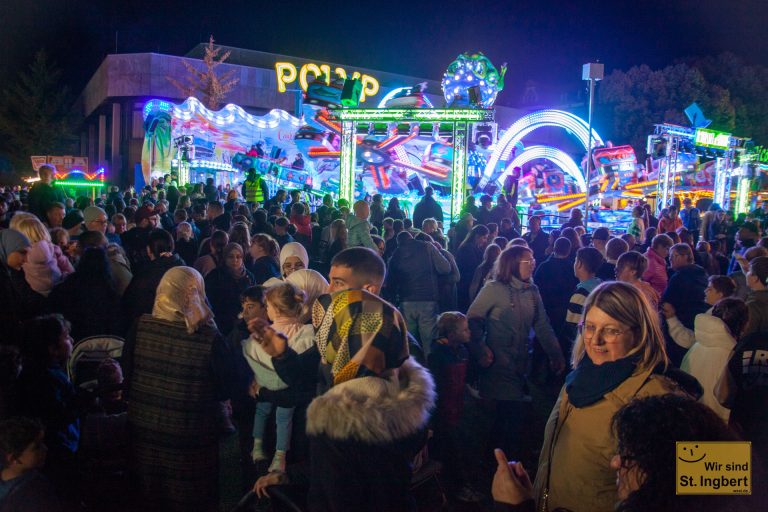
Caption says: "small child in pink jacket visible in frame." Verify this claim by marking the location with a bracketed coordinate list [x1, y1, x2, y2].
[16, 217, 74, 296]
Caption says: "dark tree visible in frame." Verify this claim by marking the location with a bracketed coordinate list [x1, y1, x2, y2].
[0, 50, 81, 174]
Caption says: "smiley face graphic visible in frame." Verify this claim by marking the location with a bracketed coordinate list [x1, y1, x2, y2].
[678, 444, 706, 463]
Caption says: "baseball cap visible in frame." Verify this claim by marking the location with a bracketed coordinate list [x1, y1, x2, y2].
[62, 209, 84, 230]
[135, 205, 159, 225]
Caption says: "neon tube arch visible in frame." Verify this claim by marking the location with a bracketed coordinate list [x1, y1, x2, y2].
[484, 109, 604, 182]
[502, 146, 587, 192]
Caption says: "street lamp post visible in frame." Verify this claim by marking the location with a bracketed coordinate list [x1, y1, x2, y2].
[582, 63, 604, 230]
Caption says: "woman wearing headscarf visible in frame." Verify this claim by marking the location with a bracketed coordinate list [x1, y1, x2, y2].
[205, 243, 255, 337]
[124, 267, 224, 512]
[0, 230, 45, 345]
[263, 242, 309, 287]
[285, 268, 329, 323]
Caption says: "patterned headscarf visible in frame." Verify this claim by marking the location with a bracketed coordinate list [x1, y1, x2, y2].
[152, 266, 216, 334]
[312, 289, 410, 386]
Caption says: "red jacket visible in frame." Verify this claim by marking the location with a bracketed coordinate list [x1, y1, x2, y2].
[643, 247, 668, 295]
[290, 213, 312, 239]
[657, 216, 682, 234]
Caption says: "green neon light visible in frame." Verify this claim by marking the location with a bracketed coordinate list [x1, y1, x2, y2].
[736, 177, 750, 215]
[330, 108, 494, 122]
[339, 120, 357, 205]
[695, 128, 731, 150]
[451, 122, 468, 223]
[55, 181, 104, 188]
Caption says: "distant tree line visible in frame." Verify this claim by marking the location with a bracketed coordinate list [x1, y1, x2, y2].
[597, 53, 768, 158]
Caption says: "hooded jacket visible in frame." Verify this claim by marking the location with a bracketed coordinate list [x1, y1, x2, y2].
[642, 247, 668, 295]
[468, 278, 564, 401]
[385, 238, 451, 302]
[681, 314, 736, 421]
[345, 215, 378, 251]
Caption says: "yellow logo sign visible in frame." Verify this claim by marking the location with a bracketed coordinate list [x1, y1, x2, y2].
[676, 441, 751, 495]
[274, 62, 379, 102]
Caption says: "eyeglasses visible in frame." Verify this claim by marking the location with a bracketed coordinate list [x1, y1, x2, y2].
[520, 259, 536, 266]
[282, 262, 305, 271]
[578, 322, 632, 343]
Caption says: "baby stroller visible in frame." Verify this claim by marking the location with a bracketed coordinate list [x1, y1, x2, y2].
[67, 336, 130, 509]
[67, 335, 125, 391]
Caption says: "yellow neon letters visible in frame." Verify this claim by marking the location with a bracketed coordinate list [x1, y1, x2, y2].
[275, 62, 380, 102]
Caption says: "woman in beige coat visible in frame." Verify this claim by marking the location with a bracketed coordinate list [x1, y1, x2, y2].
[533, 281, 699, 512]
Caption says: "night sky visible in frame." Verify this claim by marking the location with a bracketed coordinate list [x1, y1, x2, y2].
[2, 0, 767, 104]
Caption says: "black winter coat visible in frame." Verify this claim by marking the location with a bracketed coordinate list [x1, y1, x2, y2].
[0, 264, 45, 345]
[204, 267, 255, 337]
[412, 196, 444, 230]
[121, 254, 184, 331]
[385, 239, 451, 303]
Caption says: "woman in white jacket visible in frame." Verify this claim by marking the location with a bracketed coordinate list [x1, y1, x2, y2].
[681, 297, 748, 422]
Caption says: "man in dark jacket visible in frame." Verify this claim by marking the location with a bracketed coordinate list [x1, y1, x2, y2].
[250, 248, 434, 512]
[120, 205, 159, 273]
[121, 229, 184, 332]
[385, 232, 451, 356]
[533, 237, 578, 359]
[522, 215, 548, 263]
[412, 187, 444, 229]
[27, 165, 65, 221]
[661, 243, 710, 365]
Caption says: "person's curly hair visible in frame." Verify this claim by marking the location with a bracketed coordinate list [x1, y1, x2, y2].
[612, 395, 739, 512]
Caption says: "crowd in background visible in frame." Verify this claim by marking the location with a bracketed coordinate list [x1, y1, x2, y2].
[0, 164, 765, 512]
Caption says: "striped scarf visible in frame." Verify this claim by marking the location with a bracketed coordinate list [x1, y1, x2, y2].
[312, 289, 410, 385]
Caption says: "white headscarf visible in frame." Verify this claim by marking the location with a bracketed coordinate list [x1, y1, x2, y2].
[279, 242, 309, 271]
[286, 268, 329, 323]
[152, 266, 216, 334]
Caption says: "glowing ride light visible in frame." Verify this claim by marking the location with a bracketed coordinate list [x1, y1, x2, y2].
[274, 62, 379, 102]
[377, 88, 435, 109]
[502, 146, 587, 192]
[143, 97, 302, 129]
[484, 110, 604, 181]
[330, 109, 493, 122]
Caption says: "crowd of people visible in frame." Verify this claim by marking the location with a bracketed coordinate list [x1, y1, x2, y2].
[0, 164, 765, 512]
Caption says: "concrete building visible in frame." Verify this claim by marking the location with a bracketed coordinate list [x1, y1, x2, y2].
[76, 44, 530, 186]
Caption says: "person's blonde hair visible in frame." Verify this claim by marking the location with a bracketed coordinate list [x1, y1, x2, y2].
[265, 282, 305, 319]
[14, 216, 51, 243]
[571, 281, 668, 371]
[8, 212, 36, 231]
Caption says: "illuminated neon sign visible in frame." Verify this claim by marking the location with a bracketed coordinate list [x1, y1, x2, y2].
[752, 145, 768, 164]
[695, 128, 731, 150]
[329, 108, 494, 122]
[275, 62, 380, 102]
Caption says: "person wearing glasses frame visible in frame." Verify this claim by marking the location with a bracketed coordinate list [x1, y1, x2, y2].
[532, 281, 702, 512]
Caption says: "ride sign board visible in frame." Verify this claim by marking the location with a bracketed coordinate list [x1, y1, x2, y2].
[275, 61, 380, 102]
[695, 128, 731, 150]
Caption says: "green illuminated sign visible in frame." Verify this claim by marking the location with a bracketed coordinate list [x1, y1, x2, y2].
[55, 181, 104, 188]
[752, 145, 768, 164]
[330, 108, 494, 122]
[695, 128, 731, 150]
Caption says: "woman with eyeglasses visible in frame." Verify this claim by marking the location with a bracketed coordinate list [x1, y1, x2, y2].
[533, 281, 701, 512]
[467, 245, 565, 464]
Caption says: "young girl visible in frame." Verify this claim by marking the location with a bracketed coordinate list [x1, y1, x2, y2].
[15, 217, 73, 296]
[242, 282, 314, 473]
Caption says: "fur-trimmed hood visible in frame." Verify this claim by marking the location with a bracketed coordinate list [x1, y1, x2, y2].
[306, 357, 435, 444]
